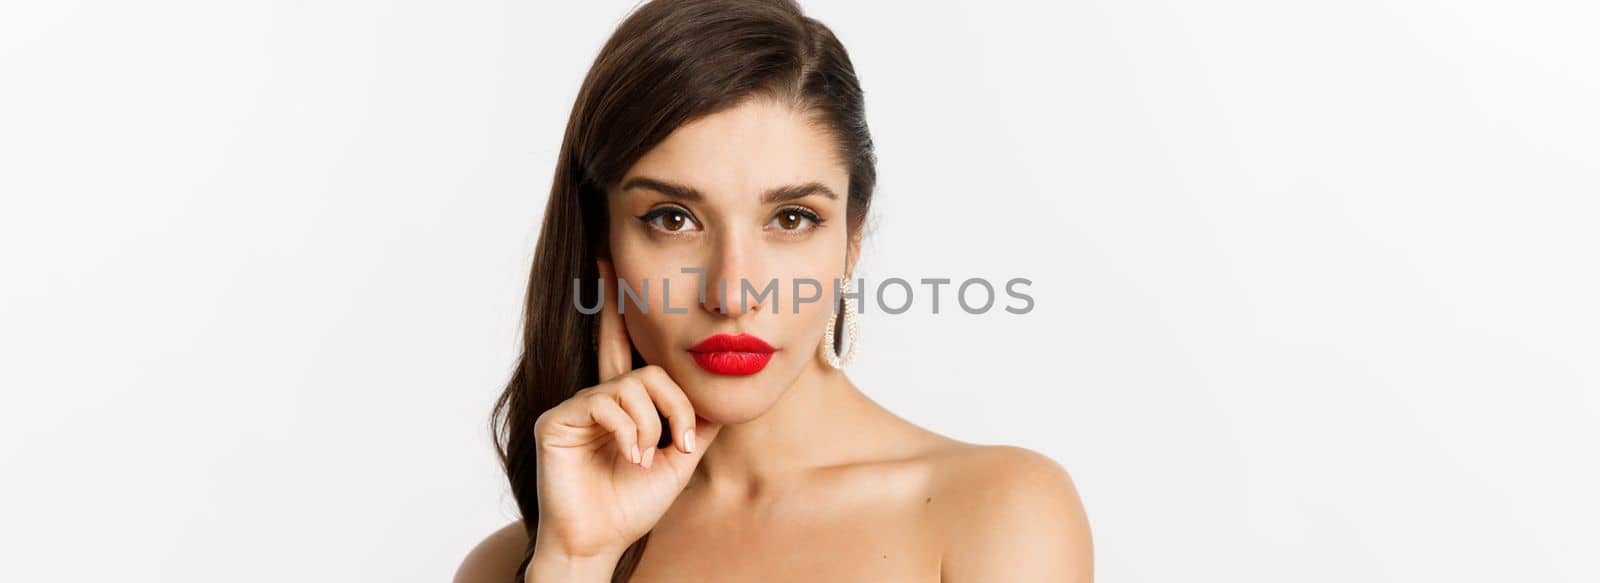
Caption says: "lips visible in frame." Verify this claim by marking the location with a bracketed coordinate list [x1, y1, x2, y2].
[688, 333, 776, 376]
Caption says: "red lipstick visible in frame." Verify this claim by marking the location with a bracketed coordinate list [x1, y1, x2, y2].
[689, 333, 776, 376]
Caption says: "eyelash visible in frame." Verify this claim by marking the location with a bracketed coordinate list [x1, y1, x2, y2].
[769, 206, 826, 235]
[634, 205, 826, 238]
[636, 205, 699, 236]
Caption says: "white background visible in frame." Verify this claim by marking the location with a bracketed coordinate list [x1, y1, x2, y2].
[2, 1, 1596, 581]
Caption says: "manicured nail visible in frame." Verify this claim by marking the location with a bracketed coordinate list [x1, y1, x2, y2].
[643, 446, 655, 468]
[631, 444, 641, 464]
[684, 428, 696, 454]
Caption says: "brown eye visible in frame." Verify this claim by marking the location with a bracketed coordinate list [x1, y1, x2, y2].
[660, 210, 688, 231]
[768, 207, 822, 232]
[639, 206, 700, 234]
[777, 210, 804, 230]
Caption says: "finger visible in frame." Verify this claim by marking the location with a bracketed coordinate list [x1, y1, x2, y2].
[613, 376, 663, 468]
[656, 419, 724, 478]
[586, 392, 641, 464]
[634, 365, 700, 454]
[596, 258, 634, 382]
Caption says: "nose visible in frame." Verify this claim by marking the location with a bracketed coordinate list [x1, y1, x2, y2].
[699, 233, 767, 317]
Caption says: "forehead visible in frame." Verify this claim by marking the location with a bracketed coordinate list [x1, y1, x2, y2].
[618, 99, 847, 203]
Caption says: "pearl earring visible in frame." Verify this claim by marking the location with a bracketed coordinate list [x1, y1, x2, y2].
[820, 278, 860, 368]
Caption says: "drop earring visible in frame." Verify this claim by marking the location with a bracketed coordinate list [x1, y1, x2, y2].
[820, 277, 860, 368]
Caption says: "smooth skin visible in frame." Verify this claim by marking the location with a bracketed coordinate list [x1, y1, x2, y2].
[454, 99, 1092, 582]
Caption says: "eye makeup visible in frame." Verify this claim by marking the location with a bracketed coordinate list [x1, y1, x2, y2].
[631, 203, 830, 240]
[767, 205, 826, 235]
[636, 204, 700, 236]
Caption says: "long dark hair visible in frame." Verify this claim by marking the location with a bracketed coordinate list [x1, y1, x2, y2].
[490, 0, 876, 580]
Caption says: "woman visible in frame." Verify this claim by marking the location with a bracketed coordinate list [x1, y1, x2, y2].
[455, 0, 1092, 581]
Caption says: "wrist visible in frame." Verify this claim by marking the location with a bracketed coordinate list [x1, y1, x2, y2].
[526, 541, 623, 583]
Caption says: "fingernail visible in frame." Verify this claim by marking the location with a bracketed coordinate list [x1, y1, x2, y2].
[684, 428, 696, 454]
[631, 444, 641, 464]
[643, 446, 655, 468]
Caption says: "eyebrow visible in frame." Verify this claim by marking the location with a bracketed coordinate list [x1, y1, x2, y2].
[619, 176, 839, 204]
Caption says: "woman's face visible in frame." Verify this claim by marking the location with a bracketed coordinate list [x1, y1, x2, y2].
[606, 98, 857, 424]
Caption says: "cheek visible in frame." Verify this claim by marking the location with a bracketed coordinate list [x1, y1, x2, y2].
[775, 276, 843, 349]
[769, 237, 850, 347]
[619, 310, 669, 363]
[613, 263, 701, 356]
[794, 295, 833, 348]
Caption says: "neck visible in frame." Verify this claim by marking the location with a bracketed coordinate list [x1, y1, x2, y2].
[690, 357, 867, 498]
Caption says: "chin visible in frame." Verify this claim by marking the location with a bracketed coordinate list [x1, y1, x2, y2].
[684, 398, 771, 425]
[666, 360, 794, 424]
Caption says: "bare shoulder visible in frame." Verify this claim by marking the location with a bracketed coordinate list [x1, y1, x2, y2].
[924, 443, 1093, 582]
[452, 519, 530, 583]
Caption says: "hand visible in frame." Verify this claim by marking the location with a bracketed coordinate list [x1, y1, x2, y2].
[530, 258, 723, 562]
